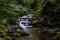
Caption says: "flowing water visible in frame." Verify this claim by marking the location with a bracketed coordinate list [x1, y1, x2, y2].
[18, 14, 33, 38]
[19, 22, 32, 38]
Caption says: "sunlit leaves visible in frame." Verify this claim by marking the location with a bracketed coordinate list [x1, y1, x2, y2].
[0, 25, 7, 30]
[10, 4, 28, 12]
[0, 18, 8, 25]
[23, 0, 34, 5]
[4, 36, 12, 40]
[0, 29, 6, 37]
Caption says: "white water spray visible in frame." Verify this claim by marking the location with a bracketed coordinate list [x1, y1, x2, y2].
[18, 14, 33, 38]
[19, 22, 32, 37]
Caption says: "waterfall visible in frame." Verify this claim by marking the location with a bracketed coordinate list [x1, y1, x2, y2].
[18, 14, 34, 38]
[19, 22, 32, 37]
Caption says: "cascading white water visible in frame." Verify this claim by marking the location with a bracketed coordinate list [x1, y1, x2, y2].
[18, 14, 33, 38]
[19, 22, 32, 37]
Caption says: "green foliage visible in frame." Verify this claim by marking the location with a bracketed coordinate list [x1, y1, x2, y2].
[0, 0, 60, 40]
[39, 0, 60, 25]
[0, 29, 6, 38]
[0, 0, 7, 3]
[23, 0, 34, 6]
[17, 30, 29, 36]
[4, 36, 12, 40]
[48, 0, 56, 2]
[15, 38, 22, 40]
[0, 18, 8, 25]
[54, 28, 60, 40]
[0, 25, 7, 30]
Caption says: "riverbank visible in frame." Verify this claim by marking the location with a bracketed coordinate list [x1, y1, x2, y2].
[18, 27, 56, 40]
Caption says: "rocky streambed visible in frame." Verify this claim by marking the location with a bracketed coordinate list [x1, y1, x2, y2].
[0, 25, 56, 40]
[20, 27, 56, 40]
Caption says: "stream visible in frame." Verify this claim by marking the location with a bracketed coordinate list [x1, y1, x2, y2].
[18, 14, 33, 38]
